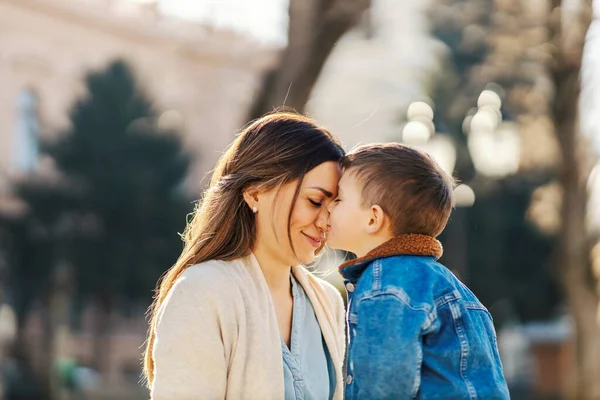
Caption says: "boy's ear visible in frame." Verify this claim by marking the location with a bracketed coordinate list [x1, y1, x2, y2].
[365, 204, 387, 234]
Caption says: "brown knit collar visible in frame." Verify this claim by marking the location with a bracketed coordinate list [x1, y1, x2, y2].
[339, 234, 443, 271]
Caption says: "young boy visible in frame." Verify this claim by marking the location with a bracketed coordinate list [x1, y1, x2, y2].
[327, 143, 509, 399]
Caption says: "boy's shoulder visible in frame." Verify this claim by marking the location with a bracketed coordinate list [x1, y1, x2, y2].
[359, 255, 460, 303]
[376, 254, 450, 281]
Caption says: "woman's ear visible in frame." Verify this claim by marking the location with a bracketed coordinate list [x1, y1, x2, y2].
[243, 187, 260, 213]
[365, 204, 387, 234]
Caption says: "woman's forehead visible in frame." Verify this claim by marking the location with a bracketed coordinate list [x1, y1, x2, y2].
[301, 162, 341, 190]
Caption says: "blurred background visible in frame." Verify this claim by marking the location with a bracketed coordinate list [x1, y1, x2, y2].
[0, 0, 599, 398]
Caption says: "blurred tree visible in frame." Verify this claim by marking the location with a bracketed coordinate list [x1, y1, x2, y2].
[429, 0, 561, 324]
[546, 0, 598, 396]
[430, 0, 598, 396]
[5, 60, 192, 379]
[427, 0, 493, 180]
[445, 176, 559, 323]
[248, 0, 371, 119]
[0, 213, 52, 399]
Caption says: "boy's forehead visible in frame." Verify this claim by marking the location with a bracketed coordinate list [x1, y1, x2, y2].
[340, 169, 360, 189]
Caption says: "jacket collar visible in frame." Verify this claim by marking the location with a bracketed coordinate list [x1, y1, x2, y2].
[339, 234, 443, 282]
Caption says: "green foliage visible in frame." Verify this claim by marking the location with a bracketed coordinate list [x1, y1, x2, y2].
[5, 60, 193, 316]
[428, 3, 561, 323]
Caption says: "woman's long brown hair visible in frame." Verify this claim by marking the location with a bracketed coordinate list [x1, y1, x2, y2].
[142, 112, 344, 386]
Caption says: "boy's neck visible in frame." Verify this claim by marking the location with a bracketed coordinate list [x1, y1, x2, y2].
[341, 234, 444, 271]
[354, 234, 395, 258]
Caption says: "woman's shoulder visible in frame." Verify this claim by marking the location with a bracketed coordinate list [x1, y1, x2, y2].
[180, 258, 236, 278]
[177, 258, 246, 292]
[158, 259, 246, 320]
[155, 260, 245, 343]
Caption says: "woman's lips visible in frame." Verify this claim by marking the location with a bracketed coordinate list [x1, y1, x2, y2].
[302, 232, 322, 248]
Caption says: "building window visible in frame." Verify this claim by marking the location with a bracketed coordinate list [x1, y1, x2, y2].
[13, 89, 39, 173]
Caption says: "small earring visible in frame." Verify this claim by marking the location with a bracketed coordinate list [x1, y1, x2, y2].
[252, 206, 258, 214]
[321, 232, 326, 239]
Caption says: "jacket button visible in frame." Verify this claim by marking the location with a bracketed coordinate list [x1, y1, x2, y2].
[345, 282, 355, 292]
[346, 374, 353, 385]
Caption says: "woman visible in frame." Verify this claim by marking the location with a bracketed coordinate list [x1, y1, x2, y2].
[143, 112, 347, 399]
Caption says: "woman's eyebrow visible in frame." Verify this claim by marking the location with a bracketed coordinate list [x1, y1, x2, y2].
[309, 187, 334, 198]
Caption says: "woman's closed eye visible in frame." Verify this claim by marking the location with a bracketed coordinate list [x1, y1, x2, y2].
[309, 199, 323, 207]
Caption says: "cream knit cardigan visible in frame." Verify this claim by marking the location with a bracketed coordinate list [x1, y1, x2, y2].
[151, 253, 346, 400]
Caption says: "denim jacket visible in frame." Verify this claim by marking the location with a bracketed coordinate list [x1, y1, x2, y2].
[340, 235, 509, 400]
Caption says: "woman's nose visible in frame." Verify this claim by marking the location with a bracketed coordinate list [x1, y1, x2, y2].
[316, 207, 329, 230]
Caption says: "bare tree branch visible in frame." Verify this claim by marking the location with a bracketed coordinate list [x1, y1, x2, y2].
[549, 0, 599, 397]
[248, 0, 371, 119]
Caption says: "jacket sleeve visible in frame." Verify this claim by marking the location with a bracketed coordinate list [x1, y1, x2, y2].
[351, 294, 427, 399]
[151, 273, 233, 400]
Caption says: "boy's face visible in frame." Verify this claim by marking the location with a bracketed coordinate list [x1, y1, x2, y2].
[326, 169, 372, 254]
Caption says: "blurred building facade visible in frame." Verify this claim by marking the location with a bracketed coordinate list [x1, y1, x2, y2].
[0, 0, 274, 210]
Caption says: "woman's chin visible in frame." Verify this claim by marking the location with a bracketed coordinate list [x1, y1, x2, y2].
[296, 251, 316, 265]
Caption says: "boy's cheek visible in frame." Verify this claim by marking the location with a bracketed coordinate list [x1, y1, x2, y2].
[329, 210, 341, 229]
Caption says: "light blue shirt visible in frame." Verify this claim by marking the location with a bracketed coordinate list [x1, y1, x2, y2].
[282, 274, 335, 400]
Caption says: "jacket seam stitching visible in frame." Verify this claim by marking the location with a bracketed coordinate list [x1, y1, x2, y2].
[450, 301, 477, 399]
[359, 290, 431, 313]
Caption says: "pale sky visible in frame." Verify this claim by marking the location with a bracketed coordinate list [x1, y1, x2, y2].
[158, 0, 288, 45]
[156, 0, 600, 157]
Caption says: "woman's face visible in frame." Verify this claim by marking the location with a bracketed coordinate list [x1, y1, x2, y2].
[254, 161, 341, 266]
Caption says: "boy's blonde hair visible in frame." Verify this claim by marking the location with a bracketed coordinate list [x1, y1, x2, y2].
[342, 143, 456, 238]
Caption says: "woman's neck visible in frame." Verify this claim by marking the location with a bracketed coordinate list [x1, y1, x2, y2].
[252, 243, 292, 294]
